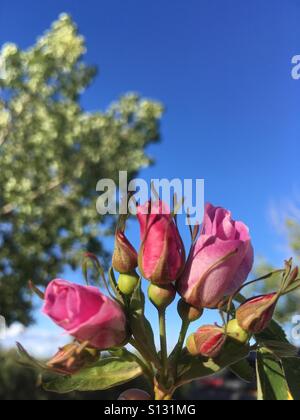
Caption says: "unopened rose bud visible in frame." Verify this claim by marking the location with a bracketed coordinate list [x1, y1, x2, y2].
[177, 203, 254, 309]
[148, 283, 176, 311]
[177, 299, 203, 322]
[187, 325, 226, 358]
[118, 389, 152, 400]
[112, 231, 138, 274]
[226, 319, 250, 344]
[118, 273, 139, 295]
[236, 293, 278, 334]
[137, 200, 185, 285]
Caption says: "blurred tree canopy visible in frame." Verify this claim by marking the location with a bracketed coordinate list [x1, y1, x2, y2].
[287, 218, 300, 258]
[0, 14, 163, 326]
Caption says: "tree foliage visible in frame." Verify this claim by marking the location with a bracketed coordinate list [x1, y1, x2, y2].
[0, 14, 163, 325]
[287, 218, 300, 258]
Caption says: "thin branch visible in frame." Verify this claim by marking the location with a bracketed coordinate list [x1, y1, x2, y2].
[1, 177, 63, 216]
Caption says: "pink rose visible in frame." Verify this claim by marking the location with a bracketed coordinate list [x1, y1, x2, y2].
[137, 200, 185, 285]
[236, 293, 277, 334]
[177, 203, 254, 309]
[43, 279, 127, 349]
[187, 325, 226, 358]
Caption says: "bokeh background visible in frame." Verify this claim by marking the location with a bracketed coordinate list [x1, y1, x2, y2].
[0, 0, 299, 400]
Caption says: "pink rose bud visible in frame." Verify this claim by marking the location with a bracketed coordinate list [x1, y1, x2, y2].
[112, 230, 138, 274]
[137, 200, 185, 285]
[118, 389, 152, 400]
[289, 266, 299, 283]
[177, 203, 254, 309]
[187, 325, 226, 358]
[43, 279, 127, 349]
[236, 293, 278, 334]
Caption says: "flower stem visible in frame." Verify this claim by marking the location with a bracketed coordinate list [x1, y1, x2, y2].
[129, 338, 159, 371]
[159, 309, 168, 379]
[173, 319, 190, 366]
[128, 348, 154, 386]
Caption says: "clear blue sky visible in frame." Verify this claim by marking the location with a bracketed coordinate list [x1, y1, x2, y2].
[1, 0, 300, 353]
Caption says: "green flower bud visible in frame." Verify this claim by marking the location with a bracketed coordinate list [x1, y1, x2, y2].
[226, 319, 250, 344]
[177, 299, 203, 322]
[118, 273, 139, 295]
[148, 283, 176, 310]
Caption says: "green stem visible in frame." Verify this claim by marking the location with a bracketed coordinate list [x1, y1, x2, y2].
[128, 348, 154, 386]
[159, 309, 168, 379]
[129, 338, 157, 372]
[173, 319, 190, 366]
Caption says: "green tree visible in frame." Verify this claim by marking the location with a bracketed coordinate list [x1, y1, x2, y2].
[0, 14, 163, 326]
[287, 218, 300, 258]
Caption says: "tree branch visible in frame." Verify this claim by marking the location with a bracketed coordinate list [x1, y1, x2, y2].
[1, 178, 63, 216]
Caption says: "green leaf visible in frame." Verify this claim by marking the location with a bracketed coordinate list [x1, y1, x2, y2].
[17, 342, 51, 372]
[43, 357, 142, 393]
[128, 279, 160, 367]
[256, 340, 298, 359]
[282, 358, 300, 401]
[229, 359, 255, 383]
[256, 349, 289, 401]
[256, 320, 298, 358]
[129, 278, 146, 313]
[256, 319, 288, 343]
[177, 339, 250, 386]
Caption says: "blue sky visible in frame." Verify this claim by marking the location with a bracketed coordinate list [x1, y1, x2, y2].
[1, 0, 300, 354]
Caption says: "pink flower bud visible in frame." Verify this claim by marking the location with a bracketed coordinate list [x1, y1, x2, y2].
[137, 200, 185, 285]
[187, 325, 226, 358]
[289, 266, 299, 283]
[118, 389, 152, 400]
[43, 279, 127, 350]
[112, 230, 138, 274]
[236, 293, 277, 334]
[177, 203, 254, 309]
